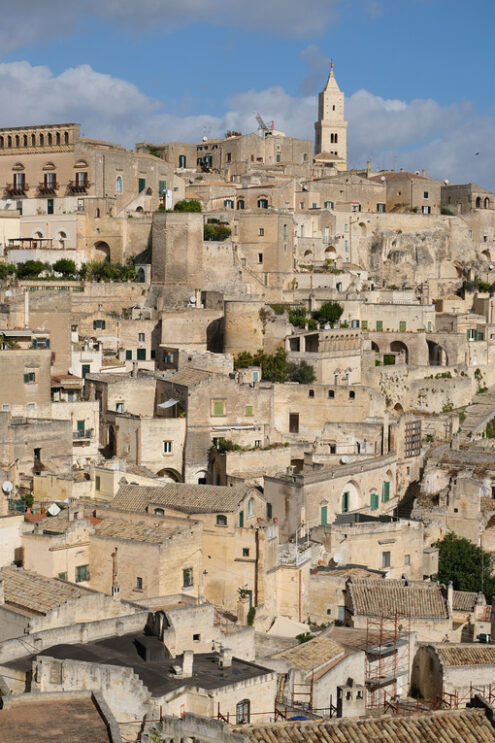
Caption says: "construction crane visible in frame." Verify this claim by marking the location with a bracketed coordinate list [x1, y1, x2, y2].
[256, 113, 274, 137]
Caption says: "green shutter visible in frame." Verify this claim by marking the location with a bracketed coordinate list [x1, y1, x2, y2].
[376, 321, 383, 331]
[399, 321, 406, 332]
[342, 492, 349, 513]
[125, 350, 132, 360]
[213, 401, 225, 416]
[382, 481, 390, 502]
[239, 510, 244, 528]
[320, 505, 328, 525]
[24, 373, 29, 383]
[138, 178, 146, 192]
[77, 420, 85, 432]
[370, 493, 379, 510]
[361, 320, 368, 330]
[137, 348, 146, 360]
[267, 503, 272, 519]
[245, 405, 253, 416]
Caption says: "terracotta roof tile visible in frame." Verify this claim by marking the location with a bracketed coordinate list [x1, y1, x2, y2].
[348, 578, 448, 619]
[111, 482, 257, 514]
[436, 644, 495, 667]
[0, 566, 90, 616]
[273, 635, 345, 673]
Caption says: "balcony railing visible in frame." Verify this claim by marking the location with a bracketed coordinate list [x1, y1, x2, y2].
[73, 428, 94, 440]
[38, 181, 58, 195]
[67, 179, 90, 194]
[5, 182, 28, 196]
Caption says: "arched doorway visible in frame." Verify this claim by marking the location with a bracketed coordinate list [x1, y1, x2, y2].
[393, 402, 404, 415]
[485, 197, 490, 209]
[427, 340, 448, 366]
[482, 249, 492, 261]
[93, 241, 111, 261]
[157, 467, 182, 482]
[137, 267, 145, 283]
[476, 197, 482, 208]
[390, 340, 409, 364]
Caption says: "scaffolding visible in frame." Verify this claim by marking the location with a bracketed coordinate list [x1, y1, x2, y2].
[364, 610, 411, 708]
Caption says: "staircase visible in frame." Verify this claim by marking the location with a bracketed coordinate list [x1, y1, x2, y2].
[459, 387, 495, 441]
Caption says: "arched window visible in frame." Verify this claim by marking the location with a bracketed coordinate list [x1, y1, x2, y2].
[15, 135, 19, 147]
[7, 136, 12, 148]
[154, 507, 165, 516]
[236, 699, 250, 724]
[237, 199, 245, 210]
[476, 197, 482, 208]
[0, 136, 3, 148]
[31, 134, 36, 146]
[64, 131, 69, 145]
[216, 514, 227, 526]
[23, 134, 27, 147]
[116, 175, 123, 193]
[247, 498, 254, 517]
[224, 199, 234, 209]
[47, 133, 52, 146]
[257, 198, 268, 209]
[56, 132, 61, 145]
[178, 154, 186, 168]
[39, 133, 44, 146]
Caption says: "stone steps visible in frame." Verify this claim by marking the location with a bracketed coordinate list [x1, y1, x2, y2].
[459, 388, 495, 438]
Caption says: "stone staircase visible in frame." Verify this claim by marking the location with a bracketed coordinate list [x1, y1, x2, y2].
[459, 387, 495, 440]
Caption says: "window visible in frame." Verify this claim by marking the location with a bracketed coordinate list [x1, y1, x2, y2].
[154, 508, 165, 516]
[116, 175, 123, 193]
[224, 199, 234, 209]
[242, 548, 250, 557]
[23, 372, 36, 384]
[159, 180, 167, 195]
[405, 554, 411, 566]
[422, 205, 431, 214]
[342, 492, 350, 513]
[245, 405, 253, 416]
[257, 198, 268, 209]
[135, 576, 143, 590]
[255, 440, 262, 448]
[138, 332, 145, 342]
[95, 476, 101, 491]
[183, 567, 193, 588]
[125, 349, 132, 360]
[382, 551, 391, 569]
[237, 199, 245, 210]
[138, 177, 146, 192]
[320, 505, 328, 525]
[329, 444, 336, 454]
[328, 390, 335, 399]
[258, 228, 264, 236]
[258, 253, 263, 263]
[377, 203, 386, 213]
[77, 420, 85, 434]
[236, 699, 250, 725]
[75, 171, 88, 188]
[57, 572, 67, 581]
[382, 481, 390, 502]
[212, 400, 225, 416]
[376, 321, 383, 331]
[361, 320, 368, 330]
[137, 348, 146, 360]
[349, 391, 355, 400]
[399, 321, 406, 332]
[27, 403, 36, 411]
[239, 510, 244, 527]
[163, 441, 173, 454]
[423, 191, 429, 199]
[93, 319, 106, 330]
[276, 154, 281, 163]
[247, 498, 254, 517]
[81, 364, 90, 378]
[193, 633, 200, 642]
[289, 413, 299, 433]
[370, 492, 379, 510]
[216, 514, 227, 526]
[266, 503, 272, 519]
[324, 201, 334, 210]
[75, 565, 90, 582]
[1, 403, 10, 411]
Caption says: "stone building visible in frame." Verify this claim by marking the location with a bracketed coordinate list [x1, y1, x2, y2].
[368, 170, 442, 214]
[314, 64, 348, 171]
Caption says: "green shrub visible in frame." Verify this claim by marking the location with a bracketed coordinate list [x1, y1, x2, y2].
[312, 301, 343, 327]
[173, 199, 202, 212]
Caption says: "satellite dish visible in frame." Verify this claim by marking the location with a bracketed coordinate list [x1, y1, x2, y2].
[5, 290, 12, 297]
[444, 179, 449, 185]
[202, 136, 208, 142]
[333, 553, 342, 564]
[47, 503, 61, 516]
[189, 296, 196, 304]
[340, 456, 349, 464]
[2, 480, 13, 494]
[68, 368, 77, 375]
[489, 264, 494, 271]
[380, 176, 386, 182]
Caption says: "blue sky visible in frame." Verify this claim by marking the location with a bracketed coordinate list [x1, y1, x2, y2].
[1, 0, 494, 187]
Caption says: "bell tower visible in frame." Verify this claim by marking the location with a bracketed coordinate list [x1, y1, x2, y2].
[314, 63, 348, 170]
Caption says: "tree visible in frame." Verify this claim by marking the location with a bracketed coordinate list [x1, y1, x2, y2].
[52, 258, 76, 277]
[173, 199, 202, 212]
[287, 360, 316, 384]
[0, 263, 15, 280]
[312, 300, 343, 327]
[204, 223, 231, 241]
[260, 347, 288, 383]
[16, 260, 45, 279]
[434, 532, 495, 601]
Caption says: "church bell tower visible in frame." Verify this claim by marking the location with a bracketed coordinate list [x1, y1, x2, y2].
[314, 63, 348, 170]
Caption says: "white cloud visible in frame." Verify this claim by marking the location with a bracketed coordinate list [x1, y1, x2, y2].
[0, 61, 493, 190]
[0, 0, 341, 52]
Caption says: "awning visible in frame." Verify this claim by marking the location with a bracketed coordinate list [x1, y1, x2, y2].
[157, 398, 179, 409]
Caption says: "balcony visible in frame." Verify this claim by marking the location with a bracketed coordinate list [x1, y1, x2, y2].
[38, 181, 58, 195]
[73, 428, 94, 441]
[67, 179, 90, 194]
[5, 182, 28, 196]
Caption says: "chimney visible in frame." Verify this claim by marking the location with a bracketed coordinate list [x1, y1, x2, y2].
[0, 579, 4, 604]
[421, 168, 426, 177]
[182, 649, 194, 677]
[111, 547, 120, 598]
[447, 580, 453, 615]
[24, 289, 29, 329]
[219, 647, 232, 669]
